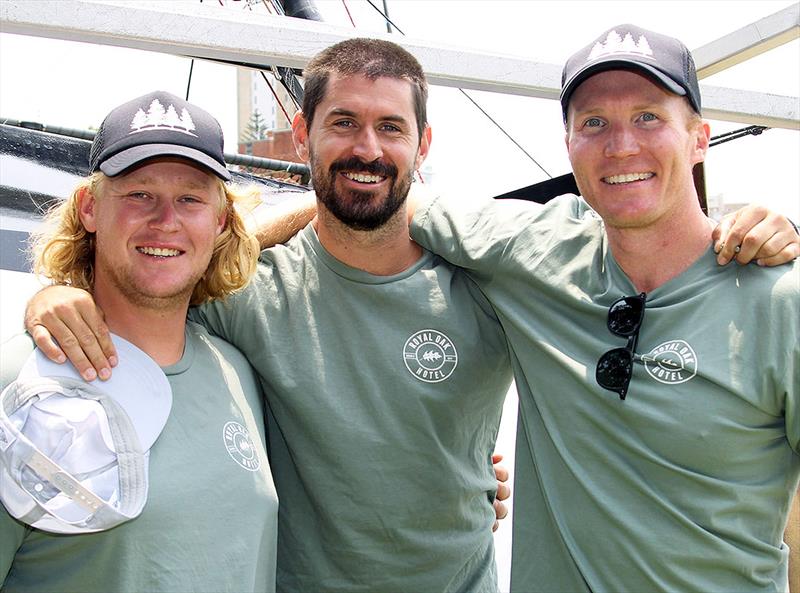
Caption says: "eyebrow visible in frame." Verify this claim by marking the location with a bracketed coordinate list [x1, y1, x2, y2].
[327, 108, 409, 125]
[115, 175, 212, 191]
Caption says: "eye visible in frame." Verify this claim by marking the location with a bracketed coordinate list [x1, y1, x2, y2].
[333, 119, 355, 129]
[127, 191, 151, 200]
[379, 122, 401, 133]
[583, 117, 604, 128]
[639, 112, 658, 122]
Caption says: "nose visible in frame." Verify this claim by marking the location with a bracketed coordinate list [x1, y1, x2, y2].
[351, 126, 383, 162]
[149, 199, 181, 232]
[604, 124, 640, 159]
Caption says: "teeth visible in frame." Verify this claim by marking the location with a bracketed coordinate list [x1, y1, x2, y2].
[343, 172, 382, 183]
[604, 172, 654, 185]
[138, 246, 180, 257]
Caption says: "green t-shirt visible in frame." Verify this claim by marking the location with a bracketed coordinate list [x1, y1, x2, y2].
[412, 193, 800, 592]
[191, 225, 512, 593]
[1, 322, 278, 593]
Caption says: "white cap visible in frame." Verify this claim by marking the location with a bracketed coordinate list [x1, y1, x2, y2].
[0, 334, 172, 533]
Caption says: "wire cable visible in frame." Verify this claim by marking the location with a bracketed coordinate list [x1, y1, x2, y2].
[341, 0, 356, 27]
[260, 70, 294, 125]
[365, 0, 404, 34]
[362, 0, 551, 178]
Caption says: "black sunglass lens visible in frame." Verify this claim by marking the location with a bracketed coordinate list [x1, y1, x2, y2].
[596, 347, 633, 391]
[607, 294, 645, 336]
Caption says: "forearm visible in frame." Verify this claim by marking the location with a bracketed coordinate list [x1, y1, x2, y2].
[247, 192, 316, 250]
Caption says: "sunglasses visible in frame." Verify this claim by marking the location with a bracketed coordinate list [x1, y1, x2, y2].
[595, 292, 647, 400]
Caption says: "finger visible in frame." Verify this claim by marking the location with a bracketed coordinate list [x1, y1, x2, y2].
[494, 464, 509, 484]
[491, 453, 504, 464]
[733, 211, 797, 265]
[76, 302, 118, 372]
[493, 498, 509, 522]
[757, 242, 800, 267]
[496, 481, 511, 502]
[36, 306, 110, 381]
[754, 228, 800, 265]
[733, 222, 773, 265]
[716, 209, 769, 265]
[28, 323, 66, 363]
[35, 317, 98, 381]
[748, 229, 789, 261]
[712, 214, 735, 254]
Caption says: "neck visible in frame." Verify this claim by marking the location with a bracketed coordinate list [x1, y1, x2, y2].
[606, 206, 713, 293]
[93, 286, 189, 367]
[314, 204, 423, 275]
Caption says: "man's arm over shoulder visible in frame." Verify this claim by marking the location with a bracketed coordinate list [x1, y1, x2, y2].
[245, 192, 316, 250]
[408, 187, 574, 272]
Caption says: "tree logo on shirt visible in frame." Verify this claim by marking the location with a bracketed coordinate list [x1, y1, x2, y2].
[403, 329, 458, 383]
[222, 421, 261, 472]
[641, 340, 698, 385]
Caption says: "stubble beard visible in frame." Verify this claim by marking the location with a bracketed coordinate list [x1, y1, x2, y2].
[95, 249, 202, 312]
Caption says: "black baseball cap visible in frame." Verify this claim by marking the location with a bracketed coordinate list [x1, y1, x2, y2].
[560, 24, 701, 121]
[89, 91, 230, 181]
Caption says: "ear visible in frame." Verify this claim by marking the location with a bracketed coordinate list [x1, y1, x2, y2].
[690, 119, 711, 166]
[77, 187, 98, 233]
[414, 124, 432, 170]
[292, 111, 311, 163]
[216, 204, 228, 237]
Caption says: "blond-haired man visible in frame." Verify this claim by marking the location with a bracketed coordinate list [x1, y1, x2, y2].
[1, 91, 277, 593]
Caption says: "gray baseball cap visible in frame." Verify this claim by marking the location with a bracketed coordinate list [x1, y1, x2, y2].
[561, 24, 701, 121]
[89, 91, 231, 180]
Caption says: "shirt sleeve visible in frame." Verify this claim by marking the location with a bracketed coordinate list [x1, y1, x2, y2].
[410, 193, 595, 282]
[188, 280, 256, 345]
[784, 322, 799, 455]
[0, 335, 35, 583]
[0, 509, 26, 583]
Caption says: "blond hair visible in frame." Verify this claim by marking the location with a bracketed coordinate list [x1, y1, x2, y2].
[31, 172, 260, 305]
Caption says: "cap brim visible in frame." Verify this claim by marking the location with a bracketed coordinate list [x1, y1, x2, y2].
[16, 334, 173, 451]
[561, 58, 686, 117]
[99, 144, 231, 181]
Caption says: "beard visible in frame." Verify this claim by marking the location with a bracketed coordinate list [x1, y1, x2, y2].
[311, 154, 414, 231]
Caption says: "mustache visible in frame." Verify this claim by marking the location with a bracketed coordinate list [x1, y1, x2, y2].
[328, 156, 398, 179]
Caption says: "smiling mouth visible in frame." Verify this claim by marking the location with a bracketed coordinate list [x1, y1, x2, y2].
[341, 171, 385, 184]
[603, 172, 654, 185]
[137, 246, 182, 257]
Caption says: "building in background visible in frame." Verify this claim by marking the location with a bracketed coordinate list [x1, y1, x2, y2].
[707, 193, 749, 220]
[237, 68, 299, 163]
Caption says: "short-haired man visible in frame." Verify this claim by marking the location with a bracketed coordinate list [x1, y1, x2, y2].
[1, 91, 278, 592]
[25, 41, 514, 592]
[409, 25, 799, 592]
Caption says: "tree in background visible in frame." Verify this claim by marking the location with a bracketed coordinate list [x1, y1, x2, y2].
[242, 109, 269, 143]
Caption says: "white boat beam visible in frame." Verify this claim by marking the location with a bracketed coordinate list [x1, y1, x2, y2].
[1, 0, 797, 130]
[693, 4, 800, 78]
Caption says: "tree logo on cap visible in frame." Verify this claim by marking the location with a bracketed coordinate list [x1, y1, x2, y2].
[223, 421, 261, 472]
[129, 98, 197, 137]
[587, 30, 654, 62]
